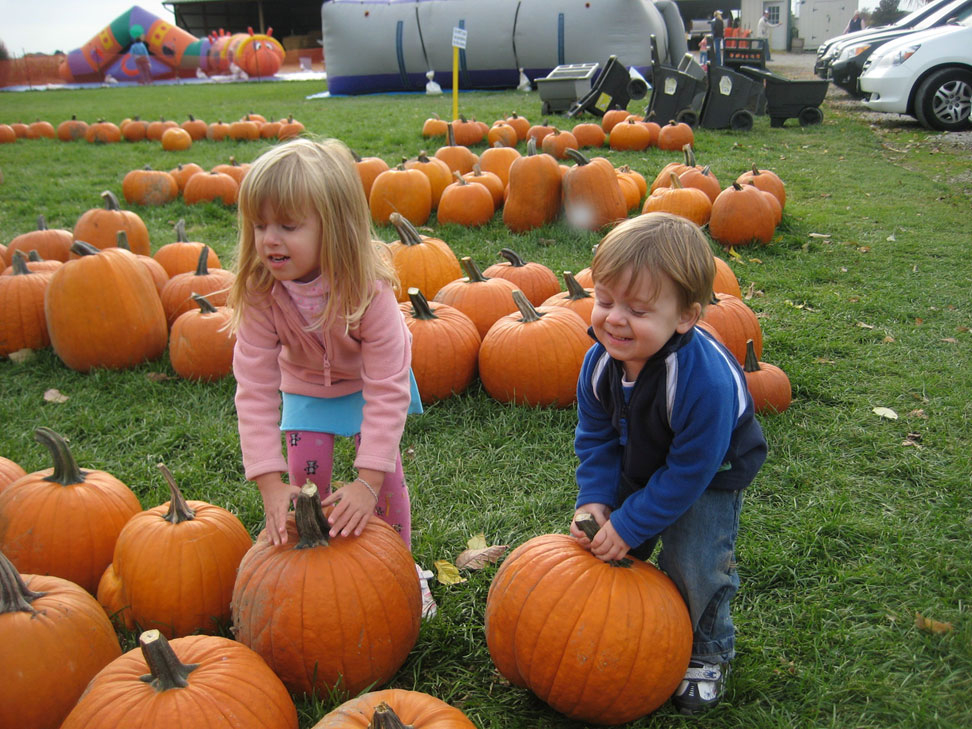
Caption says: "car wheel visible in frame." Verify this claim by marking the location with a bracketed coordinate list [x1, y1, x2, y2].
[913, 68, 972, 132]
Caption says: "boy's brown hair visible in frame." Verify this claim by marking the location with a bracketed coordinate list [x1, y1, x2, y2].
[591, 212, 715, 313]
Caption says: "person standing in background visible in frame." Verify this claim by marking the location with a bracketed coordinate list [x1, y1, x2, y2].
[129, 33, 152, 85]
[844, 11, 864, 33]
[711, 11, 725, 66]
[756, 10, 781, 62]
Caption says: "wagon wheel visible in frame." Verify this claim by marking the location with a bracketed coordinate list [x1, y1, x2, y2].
[675, 108, 699, 128]
[798, 106, 824, 127]
[541, 101, 552, 116]
[729, 109, 754, 131]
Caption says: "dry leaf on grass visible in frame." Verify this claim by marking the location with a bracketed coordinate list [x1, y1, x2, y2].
[915, 612, 953, 634]
[43, 388, 69, 404]
[433, 559, 466, 585]
[872, 407, 898, 420]
[457, 545, 508, 570]
[8, 348, 35, 364]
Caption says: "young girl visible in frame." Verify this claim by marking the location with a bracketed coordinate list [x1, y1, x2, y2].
[228, 138, 434, 611]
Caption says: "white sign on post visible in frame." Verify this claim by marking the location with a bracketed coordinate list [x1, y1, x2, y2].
[452, 27, 467, 49]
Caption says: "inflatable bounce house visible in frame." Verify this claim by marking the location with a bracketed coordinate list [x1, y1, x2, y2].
[320, 0, 688, 95]
[58, 5, 285, 83]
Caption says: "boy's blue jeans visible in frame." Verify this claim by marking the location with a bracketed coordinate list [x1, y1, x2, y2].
[632, 488, 743, 664]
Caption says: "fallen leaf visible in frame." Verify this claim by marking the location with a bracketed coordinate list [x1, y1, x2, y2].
[456, 545, 508, 570]
[914, 318, 923, 325]
[908, 409, 927, 419]
[941, 337, 958, 344]
[815, 357, 835, 364]
[43, 388, 69, 404]
[872, 406, 898, 420]
[808, 233, 831, 239]
[883, 335, 895, 343]
[856, 321, 874, 329]
[727, 247, 742, 261]
[145, 372, 175, 382]
[915, 612, 953, 634]
[886, 233, 896, 242]
[747, 258, 763, 264]
[858, 246, 871, 253]
[8, 348, 34, 364]
[433, 559, 466, 585]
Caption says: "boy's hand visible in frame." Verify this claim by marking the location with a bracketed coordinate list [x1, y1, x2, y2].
[322, 477, 380, 538]
[587, 519, 631, 563]
[570, 503, 612, 547]
[255, 473, 300, 546]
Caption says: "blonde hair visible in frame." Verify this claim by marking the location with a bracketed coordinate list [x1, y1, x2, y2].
[591, 212, 715, 314]
[228, 137, 397, 332]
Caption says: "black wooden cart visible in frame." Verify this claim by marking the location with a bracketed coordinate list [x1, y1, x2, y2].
[739, 65, 829, 127]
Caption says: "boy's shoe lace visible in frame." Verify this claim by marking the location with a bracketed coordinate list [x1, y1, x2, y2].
[672, 660, 727, 715]
[416, 565, 437, 619]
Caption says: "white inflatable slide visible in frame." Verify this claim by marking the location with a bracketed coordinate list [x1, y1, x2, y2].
[320, 0, 688, 95]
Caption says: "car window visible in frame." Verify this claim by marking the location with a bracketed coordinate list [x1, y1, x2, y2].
[914, 0, 972, 28]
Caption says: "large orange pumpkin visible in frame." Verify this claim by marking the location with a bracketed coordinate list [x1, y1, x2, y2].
[485, 513, 692, 725]
[168, 293, 236, 381]
[60, 630, 298, 729]
[562, 148, 628, 232]
[97, 464, 251, 636]
[159, 245, 235, 326]
[708, 182, 776, 248]
[73, 190, 151, 255]
[0, 427, 142, 594]
[502, 138, 562, 234]
[483, 248, 560, 307]
[400, 287, 481, 403]
[313, 690, 476, 729]
[45, 241, 168, 372]
[232, 483, 421, 697]
[478, 290, 591, 408]
[0, 551, 122, 729]
[386, 212, 462, 302]
[433, 257, 519, 339]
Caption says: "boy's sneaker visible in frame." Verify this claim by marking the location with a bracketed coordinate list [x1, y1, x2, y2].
[672, 660, 727, 715]
[415, 564, 437, 619]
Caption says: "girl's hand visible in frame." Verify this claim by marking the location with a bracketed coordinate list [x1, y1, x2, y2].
[321, 475, 381, 538]
[255, 473, 300, 546]
[569, 503, 612, 547]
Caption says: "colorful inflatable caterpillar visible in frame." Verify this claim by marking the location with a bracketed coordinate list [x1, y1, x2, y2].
[58, 4, 285, 83]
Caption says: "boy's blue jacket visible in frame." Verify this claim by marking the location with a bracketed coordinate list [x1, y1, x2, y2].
[575, 326, 767, 549]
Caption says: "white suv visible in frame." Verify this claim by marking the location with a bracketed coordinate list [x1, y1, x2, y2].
[858, 18, 972, 131]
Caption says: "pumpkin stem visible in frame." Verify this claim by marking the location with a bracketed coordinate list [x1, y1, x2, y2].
[730, 181, 744, 192]
[294, 482, 331, 549]
[367, 702, 411, 729]
[459, 256, 490, 284]
[10, 250, 31, 276]
[116, 230, 131, 251]
[682, 144, 697, 168]
[512, 289, 543, 323]
[70, 240, 101, 257]
[35, 427, 88, 486]
[194, 245, 211, 276]
[498, 248, 527, 268]
[526, 137, 538, 156]
[191, 293, 218, 315]
[668, 172, 684, 189]
[562, 271, 592, 300]
[446, 122, 456, 147]
[564, 148, 589, 166]
[743, 339, 762, 373]
[407, 287, 438, 321]
[101, 190, 122, 211]
[573, 511, 633, 567]
[389, 212, 423, 247]
[27, 250, 44, 262]
[175, 218, 189, 242]
[0, 550, 45, 615]
[138, 629, 199, 691]
[157, 463, 196, 524]
[36, 214, 49, 231]
[350, 149, 363, 163]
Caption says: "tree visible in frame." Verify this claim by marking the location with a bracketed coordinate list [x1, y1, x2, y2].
[870, 0, 910, 26]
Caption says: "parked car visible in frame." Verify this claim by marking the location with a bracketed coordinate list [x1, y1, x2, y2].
[827, 0, 972, 97]
[859, 18, 972, 131]
[814, 0, 959, 79]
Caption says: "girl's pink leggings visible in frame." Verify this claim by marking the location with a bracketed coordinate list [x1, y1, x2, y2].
[285, 430, 411, 547]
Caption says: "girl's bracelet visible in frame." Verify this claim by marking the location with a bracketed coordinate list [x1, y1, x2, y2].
[354, 477, 379, 504]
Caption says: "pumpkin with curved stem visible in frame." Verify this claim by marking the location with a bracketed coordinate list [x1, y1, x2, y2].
[421, 112, 448, 138]
[232, 483, 421, 697]
[502, 137, 562, 233]
[451, 115, 485, 146]
[679, 163, 721, 203]
[526, 119, 555, 144]
[369, 163, 432, 226]
[73, 190, 151, 255]
[160, 245, 235, 326]
[0, 427, 142, 593]
[8, 214, 72, 262]
[433, 257, 519, 339]
[183, 170, 239, 205]
[400, 287, 480, 403]
[46, 241, 169, 371]
[478, 143, 521, 189]
[433, 123, 479, 175]
[404, 151, 453, 208]
[313, 690, 476, 729]
[541, 271, 595, 325]
[168, 293, 236, 380]
[0, 551, 122, 729]
[736, 163, 786, 208]
[483, 248, 560, 307]
[3, 249, 63, 275]
[562, 148, 628, 231]
[122, 166, 180, 206]
[154, 219, 221, 277]
[486, 121, 518, 148]
[386, 212, 462, 302]
[352, 149, 391, 202]
[56, 115, 89, 141]
[743, 339, 791, 414]
[97, 463, 251, 636]
[485, 512, 692, 724]
[60, 630, 298, 729]
[436, 172, 495, 227]
[479, 290, 591, 407]
[708, 182, 776, 248]
[649, 144, 699, 193]
[657, 119, 695, 151]
[277, 114, 305, 140]
[642, 172, 712, 226]
[700, 292, 762, 366]
[0, 251, 52, 356]
[0, 458, 26, 492]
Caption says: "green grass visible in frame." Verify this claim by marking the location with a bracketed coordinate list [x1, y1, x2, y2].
[1, 79, 971, 729]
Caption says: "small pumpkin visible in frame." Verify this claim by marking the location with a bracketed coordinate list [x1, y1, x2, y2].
[486, 121, 519, 148]
[153, 219, 221, 278]
[736, 163, 786, 208]
[211, 157, 250, 185]
[386, 212, 462, 302]
[678, 163, 721, 203]
[700, 292, 762, 366]
[168, 162, 204, 192]
[0, 251, 52, 356]
[228, 118, 261, 141]
[0, 427, 142, 594]
[56, 115, 89, 141]
[60, 630, 298, 729]
[277, 114, 305, 140]
[571, 121, 606, 148]
[168, 293, 236, 380]
[609, 118, 653, 151]
[708, 182, 776, 248]
[657, 119, 695, 151]
[400, 287, 481, 403]
[541, 270, 595, 326]
[179, 114, 208, 140]
[562, 148, 627, 231]
[160, 245, 235, 326]
[541, 127, 580, 159]
[649, 144, 699, 193]
[183, 170, 239, 205]
[404, 151, 453, 208]
[160, 126, 193, 151]
[503, 111, 531, 141]
[451, 114, 486, 146]
[483, 248, 560, 307]
[433, 123, 479, 175]
[146, 118, 178, 141]
[421, 112, 448, 138]
[313, 691, 476, 729]
[369, 163, 432, 226]
[0, 550, 122, 729]
[436, 172, 495, 227]
[743, 339, 791, 414]
[433, 257, 519, 339]
[206, 119, 231, 141]
[461, 164, 505, 209]
[122, 166, 180, 206]
[600, 108, 630, 133]
[641, 172, 712, 226]
[26, 120, 56, 139]
[352, 149, 391, 202]
[478, 143, 521, 189]
[7, 214, 73, 262]
[73, 190, 151, 255]
[121, 116, 149, 142]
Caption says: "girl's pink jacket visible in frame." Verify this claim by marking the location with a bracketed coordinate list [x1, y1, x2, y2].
[233, 280, 412, 481]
